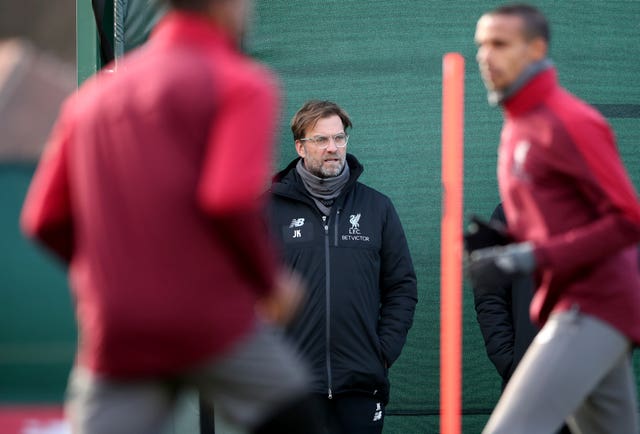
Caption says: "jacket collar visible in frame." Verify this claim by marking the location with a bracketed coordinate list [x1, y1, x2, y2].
[503, 67, 559, 117]
[271, 153, 364, 198]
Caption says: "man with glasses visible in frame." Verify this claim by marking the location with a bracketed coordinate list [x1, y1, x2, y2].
[267, 100, 418, 434]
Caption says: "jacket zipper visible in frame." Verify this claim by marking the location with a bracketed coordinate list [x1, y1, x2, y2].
[322, 215, 333, 399]
[334, 209, 341, 246]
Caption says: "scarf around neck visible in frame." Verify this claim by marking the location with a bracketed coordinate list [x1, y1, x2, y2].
[296, 159, 350, 216]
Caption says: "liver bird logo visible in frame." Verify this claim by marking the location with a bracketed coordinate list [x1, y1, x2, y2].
[349, 213, 361, 231]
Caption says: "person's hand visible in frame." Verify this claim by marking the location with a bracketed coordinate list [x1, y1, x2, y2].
[256, 268, 306, 326]
[463, 215, 510, 254]
[466, 242, 536, 294]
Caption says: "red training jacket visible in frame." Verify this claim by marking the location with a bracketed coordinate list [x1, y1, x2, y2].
[498, 67, 640, 343]
[21, 11, 281, 377]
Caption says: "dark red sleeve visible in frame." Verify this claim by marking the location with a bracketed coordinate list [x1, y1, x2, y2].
[535, 100, 640, 271]
[570, 109, 640, 225]
[20, 101, 75, 263]
[210, 210, 280, 295]
[197, 70, 280, 214]
[197, 69, 281, 294]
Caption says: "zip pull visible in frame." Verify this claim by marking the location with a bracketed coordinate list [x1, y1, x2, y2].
[328, 388, 333, 399]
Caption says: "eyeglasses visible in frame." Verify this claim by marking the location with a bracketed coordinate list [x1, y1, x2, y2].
[299, 133, 349, 149]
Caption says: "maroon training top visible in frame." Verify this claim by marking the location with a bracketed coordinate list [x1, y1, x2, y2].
[498, 67, 640, 343]
[21, 11, 281, 377]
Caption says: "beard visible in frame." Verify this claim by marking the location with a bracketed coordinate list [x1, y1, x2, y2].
[307, 157, 345, 178]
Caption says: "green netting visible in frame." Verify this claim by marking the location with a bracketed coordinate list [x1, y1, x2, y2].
[114, 0, 167, 58]
[0, 166, 75, 403]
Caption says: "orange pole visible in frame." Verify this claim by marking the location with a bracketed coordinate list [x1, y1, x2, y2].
[440, 52, 464, 434]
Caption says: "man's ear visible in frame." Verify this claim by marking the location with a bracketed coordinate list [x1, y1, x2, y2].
[529, 37, 548, 62]
[295, 141, 306, 158]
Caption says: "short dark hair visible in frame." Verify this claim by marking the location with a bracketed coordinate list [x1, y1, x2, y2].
[489, 3, 550, 43]
[290, 100, 352, 141]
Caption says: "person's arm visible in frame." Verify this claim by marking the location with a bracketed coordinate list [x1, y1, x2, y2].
[377, 199, 418, 367]
[473, 291, 514, 382]
[535, 105, 640, 273]
[197, 69, 280, 294]
[468, 119, 640, 286]
[471, 203, 515, 382]
[20, 101, 75, 263]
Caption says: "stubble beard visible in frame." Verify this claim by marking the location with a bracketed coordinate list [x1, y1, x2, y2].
[317, 158, 345, 178]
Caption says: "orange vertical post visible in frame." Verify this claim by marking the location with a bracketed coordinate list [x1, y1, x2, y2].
[440, 52, 464, 434]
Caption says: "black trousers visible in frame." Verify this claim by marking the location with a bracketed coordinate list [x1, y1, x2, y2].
[317, 392, 385, 434]
[200, 394, 324, 434]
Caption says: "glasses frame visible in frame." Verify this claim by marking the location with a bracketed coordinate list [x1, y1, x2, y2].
[299, 133, 349, 150]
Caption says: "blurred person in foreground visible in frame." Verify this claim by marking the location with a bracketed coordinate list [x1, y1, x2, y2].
[468, 4, 640, 433]
[267, 100, 418, 434]
[20, 0, 323, 433]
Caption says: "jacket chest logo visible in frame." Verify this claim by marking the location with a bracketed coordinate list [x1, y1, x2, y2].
[343, 212, 370, 242]
[512, 140, 531, 181]
[349, 213, 361, 234]
[290, 218, 305, 238]
[289, 218, 305, 228]
[285, 217, 310, 241]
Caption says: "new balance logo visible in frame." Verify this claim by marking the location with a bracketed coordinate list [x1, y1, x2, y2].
[289, 218, 305, 228]
[373, 402, 382, 422]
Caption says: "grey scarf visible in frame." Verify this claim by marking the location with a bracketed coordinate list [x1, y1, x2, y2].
[488, 58, 554, 106]
[296, 159, 350, 216]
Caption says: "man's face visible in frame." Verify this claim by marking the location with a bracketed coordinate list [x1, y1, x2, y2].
[475, 14, 540, 92]
[296, 115, 347, 178]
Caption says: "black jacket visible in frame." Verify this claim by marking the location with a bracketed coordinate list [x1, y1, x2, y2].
[473, 204, 538, 389]
[268, 154, 418, 403]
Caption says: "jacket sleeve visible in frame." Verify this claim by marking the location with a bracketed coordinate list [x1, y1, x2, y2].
[377, 198, 418, 367]
[197, 71, 280, 295]
[473, 291, 515, 382]
[472, 203, 515, 382]
[535, 104, 640, 273]
[20, 100, 75, 264]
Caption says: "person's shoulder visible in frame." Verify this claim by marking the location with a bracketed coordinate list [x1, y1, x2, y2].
[548, 86, 609, 129]
[71, 67, 122, 115]
[354, 182, 394, 207]
[355, 181, 385, 196]
[544, 89, 614, 160]
[207, 48, 279, 95]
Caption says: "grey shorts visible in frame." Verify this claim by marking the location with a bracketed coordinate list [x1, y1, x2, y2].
[65, 323, 309, 434]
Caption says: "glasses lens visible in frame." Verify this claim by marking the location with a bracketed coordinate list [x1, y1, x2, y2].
[303, 134, 348, 149]
[334, 134, 347, 147]
[314, 136, 330, 148]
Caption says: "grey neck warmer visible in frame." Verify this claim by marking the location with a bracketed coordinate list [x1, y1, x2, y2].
[296, 159, 350, 216]
[488, 58, 554, 106]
